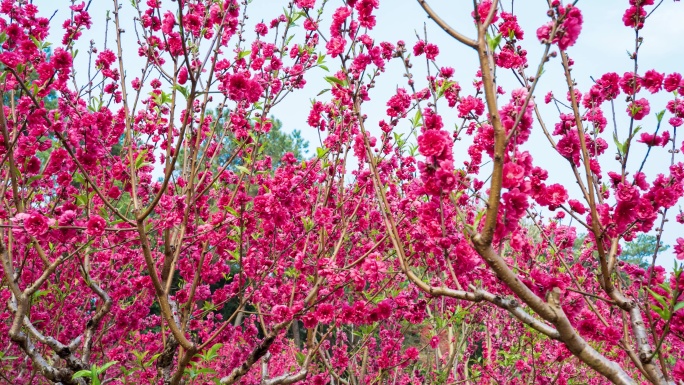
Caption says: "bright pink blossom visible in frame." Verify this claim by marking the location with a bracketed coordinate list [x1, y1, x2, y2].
[537, 5, 583, 50]
[86, 215, 107, 237]
[417, 130, 448, 158]
[24, 213, 49, 237]
[641, 70, 664, 93]
[675, 238, 684, 260]
[627, 98, 650, 120]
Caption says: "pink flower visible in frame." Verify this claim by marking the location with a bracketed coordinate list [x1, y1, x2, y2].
[596, 72, 621, 100]
[502, 162, 525, 189]
[413, 40, 425, 56]
[638, 132, 661, 146]
[496, 46, 525, 69]
[424, 43, 439, 60]
[404, 347, 420, 360]
[52, 48, 73, 72]
[326, 36, 346, 58]
[544, 91, 553, 104]
[95, 49, 116, 69]
[537, 5, 583, 50]
[25, 213, 49, 237]
[355, 0, 379, 29]
[557, 6, 583, 50]
[86, 215, 106, 237]
[673, 360, 684, 382]
[472, 0, 498, 24]
[316, 303, 335, 323]
[457, 96, 485, 118]
[616, 183, 639, 203]
[162, 11, 175, 34]
[675, 238, 684, 260]
[177, 66, 188, 85]
[620, 72, 641, 95]
[568, 199, 587, 214]
[254, 22, 268, 36]
[627, 98, 650, 120]
[641, 70, 664, 93]
[544, 184, 568, 209]
[499, 12, 524, 40]
[623, 6, 646, 29]
[295, 0, 316, 8]
[224, 73, 263, 103]
[440, 67, 454, 78]
[107, 186, 121, 199]
[386, 88, 411, 118]
[330, 6, 351, 37]
[664, 73, 683, 92]
[417, 130, 447, 158]
[0, 52, 21, 68]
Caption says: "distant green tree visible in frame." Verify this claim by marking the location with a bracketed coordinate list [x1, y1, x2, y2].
[185, 110, 308, 174]
[259, 119, 309, 168]
[620, 234, 669, 268]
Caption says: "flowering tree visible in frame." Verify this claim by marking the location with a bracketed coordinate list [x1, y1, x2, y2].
[1, 0, 684, 384]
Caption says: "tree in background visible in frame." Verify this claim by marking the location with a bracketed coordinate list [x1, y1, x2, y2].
[208, 110, 309, 170]
[621, 234, 670, 269]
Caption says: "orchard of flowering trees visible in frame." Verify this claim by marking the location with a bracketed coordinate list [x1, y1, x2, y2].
[1, 0, 684, 384]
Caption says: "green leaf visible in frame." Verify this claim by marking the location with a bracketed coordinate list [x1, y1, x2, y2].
[613, 132, 626, 155]
[318, 65, 329, 72]
[295, 351, 306, 365]
[173, 84, 189, 99]
[235, 165, 250, 175]
[324, 76, 345, 87]
[30, 35, 42, 49]
[487, 32, 502, 52]
[26, 175, 43, 186]
[658, 282, 672, 293]
[206, 343, 223, 361]
[72, 370, 92, 379]
[135, 150, 149, 170]
[656, 110, 666, 124]
[647, 288, 669, 310]
[412, 108, 423, 128]
[651, 303, 669, 320]
[629, 103, 644, 118]
[237, 50, 251, 59]
[97, 361, 118, 373]
[32, 290, 49, 299]
[674, 301, 684, 313]
[316, 147, 328, 159]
